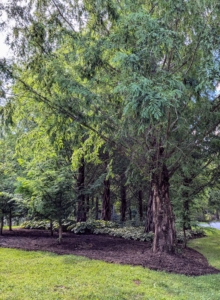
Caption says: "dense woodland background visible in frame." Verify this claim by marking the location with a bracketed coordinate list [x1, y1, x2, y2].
[0, 0, 220, 253]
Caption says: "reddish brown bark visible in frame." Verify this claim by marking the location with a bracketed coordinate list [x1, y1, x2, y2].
[146, 164, 176, 253]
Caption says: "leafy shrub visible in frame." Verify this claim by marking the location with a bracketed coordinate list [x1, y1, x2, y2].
[21, 220, 59, 230]
[176, 228, 205, 243]
[94, 227, 154, 242]
[21, 219, 205, 244]
[68, 220, 119, 234]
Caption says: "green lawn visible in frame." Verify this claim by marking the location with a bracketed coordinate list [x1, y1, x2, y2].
[0, 229, 220, 300]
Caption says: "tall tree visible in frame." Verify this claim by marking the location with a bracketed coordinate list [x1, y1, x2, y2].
[1, 0, 220, 253]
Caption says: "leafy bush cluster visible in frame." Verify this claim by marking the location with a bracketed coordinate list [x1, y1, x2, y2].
[21, 219, 205, 243]
[94, 227, 154, 242]
[21, 220, 58, 230]
[68, 220, 118, 234]
[20, 220, 76, 232]
[176, 228, 205, 243]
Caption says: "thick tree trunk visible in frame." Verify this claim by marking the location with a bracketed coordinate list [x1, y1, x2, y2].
[102, 179, 111, 221]
[95, 197, 99, 220]
[120, 181, 127, 222]
[146, 164, 176, 253]
[9, 209, 12, 231]
[138, 190, 143, 221]
[77, 158, 86, 222]
[0, 216, 4, 236]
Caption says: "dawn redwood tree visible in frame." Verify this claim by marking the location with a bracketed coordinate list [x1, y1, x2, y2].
[1, 0, 220, 253]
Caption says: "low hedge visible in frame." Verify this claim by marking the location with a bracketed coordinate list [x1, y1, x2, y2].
[21, 219, 205, 243]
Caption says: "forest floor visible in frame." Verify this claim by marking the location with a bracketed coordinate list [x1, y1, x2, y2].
[0, 228, 219, 276]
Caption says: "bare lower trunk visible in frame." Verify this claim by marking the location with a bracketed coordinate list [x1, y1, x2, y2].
[102, 179, 111, 221]
[146, 164, 176, 253]
[58, 221, 62, 244]
[0, 216, 4, 236]
[95, 197, 99, 220]
[216, 209, 219, 220]
[86, 196, 90, 213]
[50, 220, 53, 237]
[145, 183, 154, 232]
[182, 178, 192, 230]
[138, 190, 143, 221]
[183, 199, 191, 230]
[120, 182, 127, 222]
[77, 158, 86, 222]
[9, 210, 12, 231]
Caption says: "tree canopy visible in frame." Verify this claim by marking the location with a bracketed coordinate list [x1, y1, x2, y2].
[0, 0, 220, 253]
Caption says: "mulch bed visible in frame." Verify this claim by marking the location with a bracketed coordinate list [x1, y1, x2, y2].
[0, 228, 219, 276]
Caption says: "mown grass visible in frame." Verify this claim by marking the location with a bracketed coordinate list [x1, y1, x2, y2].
[0, 229, 220, 300]
[188, 227, 220, 269]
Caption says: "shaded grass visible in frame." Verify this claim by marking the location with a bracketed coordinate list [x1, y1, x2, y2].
[0, 229, 220, 300]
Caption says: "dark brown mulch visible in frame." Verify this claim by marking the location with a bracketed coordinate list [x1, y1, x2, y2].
[0, 228, 219, 276]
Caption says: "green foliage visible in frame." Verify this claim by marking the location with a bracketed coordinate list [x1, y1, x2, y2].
[94, 226, 154, 242]
[1, 0, 220, 252]
[68, 220, 118, 234]
[21, 220, 59, 230]
[176, 228, 205, 243]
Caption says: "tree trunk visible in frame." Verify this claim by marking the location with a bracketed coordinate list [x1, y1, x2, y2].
[50, 219, 53, 237]
[0, 216, 4, 236]
[138, 190, 143, 221]
[146, 164, 176, 253]
[95, 197, 99, 220]
[183, 199, 191, 230]
[9, 209, 12, 231]
[145, 183, 154, 232]
[58, 220, 62, 244]
[77, 158, 86, 222]
[182, 177, 192, 230]
[120, 181, 127, 222]
[102, 179, 111, 221]
[216, 209, 219, 220]
[86, 195, 90, 213]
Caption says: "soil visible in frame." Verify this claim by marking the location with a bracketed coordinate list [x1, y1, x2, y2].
[0, 228, 219, 276]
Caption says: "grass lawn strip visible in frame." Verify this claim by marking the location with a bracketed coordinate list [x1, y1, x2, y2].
[0, 228, 220, 299]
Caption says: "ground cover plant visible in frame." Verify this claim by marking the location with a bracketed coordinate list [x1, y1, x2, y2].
[0, 228, 220, 300]
[20, 219, 205, 243]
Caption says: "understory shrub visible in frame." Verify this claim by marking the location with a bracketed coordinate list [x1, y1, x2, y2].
[68, 220, 119, 234]
[94, 227, 154, 242]
[20, 220, 76, 231]
[21, 219, 205, 243]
